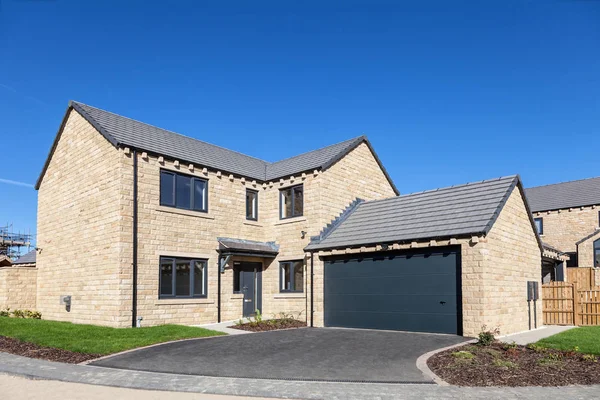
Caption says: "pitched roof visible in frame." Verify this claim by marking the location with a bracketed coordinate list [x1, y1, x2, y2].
[13, 250, 36, 265]
[525, 176, 600, 212]
[35, 101, 398, 194]
[306, 175, 536, 251]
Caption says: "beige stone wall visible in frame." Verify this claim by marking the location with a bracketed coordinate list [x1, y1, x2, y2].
[478, 186, 543, 336]
[533, 206, 599, 258]
[577, 231, 600, 269]
[0, 267, 38, 310]
[36, 110, 130, 327]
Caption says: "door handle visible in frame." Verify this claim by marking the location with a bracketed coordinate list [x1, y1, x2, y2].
[440, 301, 446, 305]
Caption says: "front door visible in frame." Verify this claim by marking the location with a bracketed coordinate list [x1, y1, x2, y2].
[237, 262, 262, 318]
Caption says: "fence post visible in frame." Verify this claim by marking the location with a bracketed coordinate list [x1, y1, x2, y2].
[573, 282, 580, 326]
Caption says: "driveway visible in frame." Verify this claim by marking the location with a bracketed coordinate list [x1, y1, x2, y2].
[91, 328, 466, 383]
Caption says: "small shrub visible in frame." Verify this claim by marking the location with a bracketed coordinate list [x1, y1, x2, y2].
[254, 309, 263, 324]
[502, 341, 517, 350]
[0, 308, 10, 317]
[526, 343, 546, 353]
[452, 351, 475, 360]
[477, 326, 500, 346]
[582, 354, 598, 363]
[493, 359, 517, 368]
[12, 309, 26, 318]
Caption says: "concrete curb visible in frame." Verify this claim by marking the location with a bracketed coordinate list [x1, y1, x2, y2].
[415, 339, 477, 385]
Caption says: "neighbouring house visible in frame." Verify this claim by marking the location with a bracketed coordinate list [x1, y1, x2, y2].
[525, 177, 600, 281]
[27, 101, 544, 336]
[0, 250, 37, 310]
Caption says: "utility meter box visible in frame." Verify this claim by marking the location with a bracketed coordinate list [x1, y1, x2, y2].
[60, 295, 71, 306]
[527, 281, 539, 301]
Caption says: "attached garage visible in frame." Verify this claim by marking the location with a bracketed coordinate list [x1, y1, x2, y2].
[306, 175, 545, 337]
[324, 248, 461, 335]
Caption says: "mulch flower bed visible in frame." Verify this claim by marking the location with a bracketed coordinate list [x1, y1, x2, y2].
[428, 341, 600, 386]
[0, 336, 101, 364]
[231, 318, 307, 332]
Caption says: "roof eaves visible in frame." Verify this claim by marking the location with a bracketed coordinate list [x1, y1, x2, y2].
[575, 229, 600, 245]
[320, 136, 400, 196]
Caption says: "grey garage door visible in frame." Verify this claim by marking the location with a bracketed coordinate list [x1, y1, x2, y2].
[324, 248, 461, 335]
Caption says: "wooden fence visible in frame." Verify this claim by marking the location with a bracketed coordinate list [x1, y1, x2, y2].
[542, 281, 600, 326]
[567, 267, 596, 289]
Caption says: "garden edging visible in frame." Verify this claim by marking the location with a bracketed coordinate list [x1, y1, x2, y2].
[415, 339, 477, 385]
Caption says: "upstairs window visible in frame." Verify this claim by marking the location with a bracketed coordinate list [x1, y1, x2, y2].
[160, 170, 207, 212]
[280, 184, 303, 219]
[280, 260, 304, 292]
[159, 257, 207, 299]
[534, 217, 543, 235]
[246, 189, 258, 220]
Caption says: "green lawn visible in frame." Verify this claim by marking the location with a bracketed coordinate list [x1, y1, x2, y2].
[0, 317, 225, 355]
[536, 327, 600, 355]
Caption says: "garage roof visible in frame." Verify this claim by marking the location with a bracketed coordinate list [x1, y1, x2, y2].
[306, 175, 534, 251]
[35, 101, 398, 194]
[525, 176, 600, 212]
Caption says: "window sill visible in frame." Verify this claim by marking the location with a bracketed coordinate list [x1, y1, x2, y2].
[275, 216, 307, 226]
[156, 206, 215, 219]
[155, 298, 214, 305]
[274, 293, 305, 299]
[243, 220, 263, 227]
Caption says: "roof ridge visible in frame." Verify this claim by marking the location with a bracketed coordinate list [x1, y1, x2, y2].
[268, 135, 365, 165]
[361, 175, 518, 207]
[70, 101, 270, 166]
[526, 176, 600, 190]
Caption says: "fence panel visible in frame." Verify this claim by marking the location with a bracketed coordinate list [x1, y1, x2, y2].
[567, 268, 595, 289]
[542, 282, 574, 325]
[578, 289, 600, 326]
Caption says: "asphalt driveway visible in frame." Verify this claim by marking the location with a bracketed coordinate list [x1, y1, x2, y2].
[91, 328, 466, 383]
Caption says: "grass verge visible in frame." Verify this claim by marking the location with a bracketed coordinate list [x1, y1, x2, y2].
[0, 317, 225, 355]
[536, 327, 600, 355]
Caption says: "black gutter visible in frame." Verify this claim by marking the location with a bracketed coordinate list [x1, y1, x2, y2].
[310, 252, 314, 327]
[131, 149, 139, 328]
[217, 256, 222, 323]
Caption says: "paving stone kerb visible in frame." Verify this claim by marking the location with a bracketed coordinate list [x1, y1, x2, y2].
[1, 352, 600, 400]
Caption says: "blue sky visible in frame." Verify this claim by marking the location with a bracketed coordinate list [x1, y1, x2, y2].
[0, 0, 598, 249]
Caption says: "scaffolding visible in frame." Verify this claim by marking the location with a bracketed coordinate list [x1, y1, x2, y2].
[0, 224, 33, 260]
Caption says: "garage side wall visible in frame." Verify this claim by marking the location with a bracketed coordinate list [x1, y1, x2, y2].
[481, 187, 542, 335]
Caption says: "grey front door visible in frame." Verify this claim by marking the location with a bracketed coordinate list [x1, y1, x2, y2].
[324, 248, 461, 335]
[239, 262, 262, 318]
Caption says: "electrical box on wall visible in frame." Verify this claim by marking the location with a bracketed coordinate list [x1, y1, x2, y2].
[60, 295, 71, 306]
[527, 281, 539, 301]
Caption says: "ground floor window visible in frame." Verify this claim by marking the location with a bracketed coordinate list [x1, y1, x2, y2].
[160, 257, 207, 298]
[566, 252, 578, 268]
[280, 260, 303, 292]
[595, 239, 600, 268]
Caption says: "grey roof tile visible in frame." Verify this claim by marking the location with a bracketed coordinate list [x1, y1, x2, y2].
[13, 250, 36, 265]
[36, 101, 398, 193]
[525, 176, 600, 212]
[306, 176, 524, 251]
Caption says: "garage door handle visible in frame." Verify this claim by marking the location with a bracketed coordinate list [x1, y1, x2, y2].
[440, 301, 446, 305]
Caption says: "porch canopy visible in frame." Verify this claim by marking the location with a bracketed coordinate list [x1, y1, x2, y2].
[217, 237, 279, 258]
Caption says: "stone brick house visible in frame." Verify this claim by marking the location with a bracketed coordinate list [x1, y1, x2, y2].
[526, 177, 600, 280]
[27, 101, 543, 337]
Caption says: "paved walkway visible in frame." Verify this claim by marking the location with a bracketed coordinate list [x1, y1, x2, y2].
[1, 352, 599, 399]
[0, 374, 271, 400]
[499, 325, 576, 345]
[198, 321, 250, 336]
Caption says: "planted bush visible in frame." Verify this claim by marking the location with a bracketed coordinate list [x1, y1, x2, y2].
[0, 308, 42, 319]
